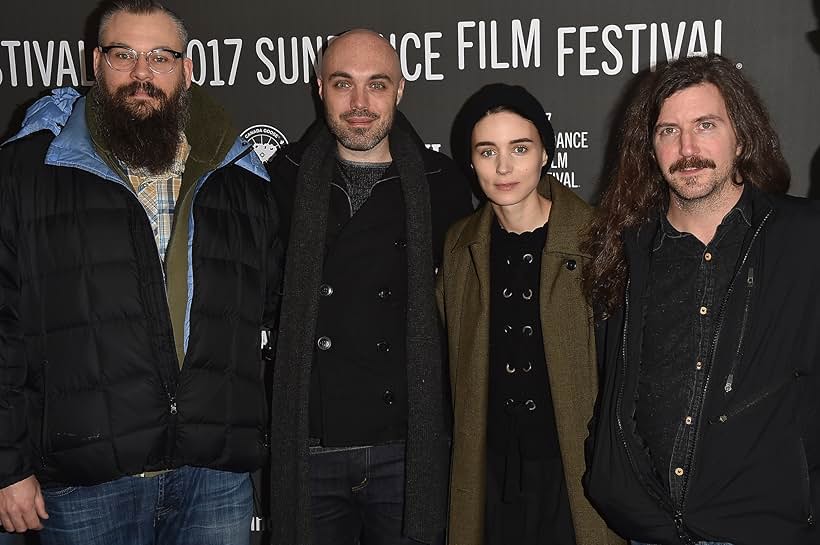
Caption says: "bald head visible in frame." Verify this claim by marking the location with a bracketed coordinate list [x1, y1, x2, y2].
[320, 29, 402, 82]
[318, 28, 405, 162]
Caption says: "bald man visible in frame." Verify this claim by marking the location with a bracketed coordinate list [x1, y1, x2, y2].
[266, 29, 473, 545]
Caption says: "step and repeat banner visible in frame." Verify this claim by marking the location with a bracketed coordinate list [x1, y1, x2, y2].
[1, 1, 819, 543]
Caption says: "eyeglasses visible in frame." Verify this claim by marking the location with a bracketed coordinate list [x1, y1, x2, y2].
[99, 45, 184, 74]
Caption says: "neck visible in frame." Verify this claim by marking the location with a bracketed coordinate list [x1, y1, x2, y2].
[492, 192, 552, 234]
[336, 137, 392, 163]
[666, 182, 744, 244]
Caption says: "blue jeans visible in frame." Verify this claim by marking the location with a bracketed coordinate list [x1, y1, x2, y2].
[309, 442, 427, 545]
[0, 531, 20, 544]
[39, 466, 252, 545]
[631, 541, 733, 545]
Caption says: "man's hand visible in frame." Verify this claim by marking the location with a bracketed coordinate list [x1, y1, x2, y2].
[0, 476, 48, 532]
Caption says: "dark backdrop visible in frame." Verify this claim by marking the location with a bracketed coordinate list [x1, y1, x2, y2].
[1, 1, 819, 543]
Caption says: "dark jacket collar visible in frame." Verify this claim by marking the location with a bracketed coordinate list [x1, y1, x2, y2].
[630, 182, 775, 256]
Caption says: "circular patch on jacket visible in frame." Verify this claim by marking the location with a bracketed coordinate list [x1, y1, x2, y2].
[241, 124, 288, 163]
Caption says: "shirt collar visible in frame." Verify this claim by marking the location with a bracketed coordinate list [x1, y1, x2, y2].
[652, 183, 752, 253]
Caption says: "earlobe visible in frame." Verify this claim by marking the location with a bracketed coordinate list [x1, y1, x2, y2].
[92, 47, 102, 80]
[396, 78, 405, 105]
[317, 78, 324, 100]
[183, 58, 194, 89]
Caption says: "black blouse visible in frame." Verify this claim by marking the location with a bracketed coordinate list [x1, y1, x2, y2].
[487, 219, 561, 460]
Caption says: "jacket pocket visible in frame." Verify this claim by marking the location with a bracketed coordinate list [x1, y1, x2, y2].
[709, 372, 794, 424]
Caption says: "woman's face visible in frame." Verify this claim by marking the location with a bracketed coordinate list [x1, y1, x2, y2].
[470, 110, 548, 210]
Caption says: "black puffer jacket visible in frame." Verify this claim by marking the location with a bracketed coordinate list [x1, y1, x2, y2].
[0, 87, 282, 488]
[584, 185, 820, 545]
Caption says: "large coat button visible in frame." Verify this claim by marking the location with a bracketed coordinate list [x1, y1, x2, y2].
[383, 390, 395, 405]
[317, 336, 332, 351]
[566, 259, 577, 270]
[319, 283, 334, 297]
[376, 341, 391, 352]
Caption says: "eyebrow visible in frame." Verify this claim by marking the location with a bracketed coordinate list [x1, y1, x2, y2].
[473, 137, 535, 148]
[655, 114, 723, 129]
[327, 71, 393, 82]
[104, 41, 178, 51]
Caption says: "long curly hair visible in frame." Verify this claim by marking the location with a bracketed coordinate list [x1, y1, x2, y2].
[582, 53, 790, 315]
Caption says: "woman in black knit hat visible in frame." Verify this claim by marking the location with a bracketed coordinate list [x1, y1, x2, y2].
[438, 84, 623, 545]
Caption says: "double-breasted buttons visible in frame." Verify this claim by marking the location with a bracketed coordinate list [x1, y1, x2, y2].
[394, 239, 407, 250]
[376, 340, 391, 352]
[382, 390, 395, 405]
[319, 283, 334, 297]
[317, 336, 332, 351]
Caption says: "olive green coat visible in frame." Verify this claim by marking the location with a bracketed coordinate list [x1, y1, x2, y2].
[436, 176, 624, 545]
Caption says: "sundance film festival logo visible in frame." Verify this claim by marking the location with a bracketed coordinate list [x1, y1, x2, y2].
[241, 124, 288, 163]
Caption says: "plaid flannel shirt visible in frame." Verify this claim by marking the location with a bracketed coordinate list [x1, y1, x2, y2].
[126, 136, 191, 263]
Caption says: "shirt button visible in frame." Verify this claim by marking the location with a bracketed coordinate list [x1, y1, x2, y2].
[376, 341, 391, 352]
[675, 467, 685, 477]
[704, 252, 713, 261]
[696, 361, 703, 370]
[317, 336, 332, 351]
[382, 390, 395, 405]
[685, 416, 693, 425]
[699, 306, 708, 315]
[319, 283, 334, 297]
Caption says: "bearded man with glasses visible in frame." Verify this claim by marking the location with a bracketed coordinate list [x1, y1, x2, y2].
[0, 1, 282, 544]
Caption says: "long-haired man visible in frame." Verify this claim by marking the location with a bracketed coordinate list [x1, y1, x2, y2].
[583, 54, 820, 545]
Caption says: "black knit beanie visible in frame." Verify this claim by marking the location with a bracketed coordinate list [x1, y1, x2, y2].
[452, 83, 556, 179]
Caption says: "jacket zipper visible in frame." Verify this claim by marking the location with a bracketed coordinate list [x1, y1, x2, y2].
[39, 359, 50, 466]
[159, 146, 257, 451]
[724, 266, 754, 393]
[678, 209, 772, 517]
[710, 373, 793, 424]
[799, 437, 816, 527]
[615, 282, 637, 471]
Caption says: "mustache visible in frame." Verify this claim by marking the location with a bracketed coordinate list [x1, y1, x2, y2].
[341, 108, 378, 121]
[669, 156, 716, 174]
[115, 81, 166, 100]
